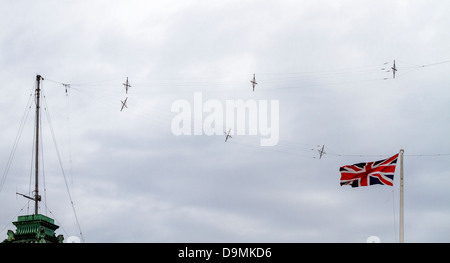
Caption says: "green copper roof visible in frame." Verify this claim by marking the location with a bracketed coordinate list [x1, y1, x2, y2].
[17, 214, 55, 223]
[2, 214, 64, 243]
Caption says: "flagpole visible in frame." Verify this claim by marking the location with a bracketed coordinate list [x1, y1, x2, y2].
[399, 149, 404, 243]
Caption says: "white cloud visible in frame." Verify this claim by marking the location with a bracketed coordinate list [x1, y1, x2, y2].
[1, 0, 450, 243]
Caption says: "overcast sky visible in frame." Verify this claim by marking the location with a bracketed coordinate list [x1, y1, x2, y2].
[1, 0, 450, 243]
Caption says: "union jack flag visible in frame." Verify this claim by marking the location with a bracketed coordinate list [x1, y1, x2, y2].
[340, 153, 399, 187]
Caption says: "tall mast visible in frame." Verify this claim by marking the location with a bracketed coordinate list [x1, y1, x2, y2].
[34, 75, 42, 215]
[4, 75, 66, 244]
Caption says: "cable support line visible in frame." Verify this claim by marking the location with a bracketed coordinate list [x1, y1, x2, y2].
[0, 202, 29, 235]
[40, 117, 49, 216]
[41, 202, 70, 239]
[45, 77, 120, 87]
[418, 60, 450, 68]
[43, 63, 392, 96]
[41, 87, 85, 242]
[403, 153, 450, 157]
[44, 78, 69, 86]
[328, 153, 394, 157]
[260, 67, 385, 81]
[42, 58, 450, 97]
[0, 88, 35, 193]
[384, 59, 450, 79]
[255, 63, 386, 76]
[278, 144, 450, 159]
[27, 114, 37, 215]
[258, 77, 389, 92]
[65, 89, 74, 186]
[325, 152, 450, 158]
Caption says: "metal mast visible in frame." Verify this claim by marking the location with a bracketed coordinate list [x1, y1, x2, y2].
[399, 149, 404, 243]
[34, 75, 42, 215]
[5, 75, 68, 243]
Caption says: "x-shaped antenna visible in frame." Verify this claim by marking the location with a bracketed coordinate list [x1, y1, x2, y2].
[120, 97, 128, 111]
[250, 73, 257, 92]
[123, 77, 131, 94]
